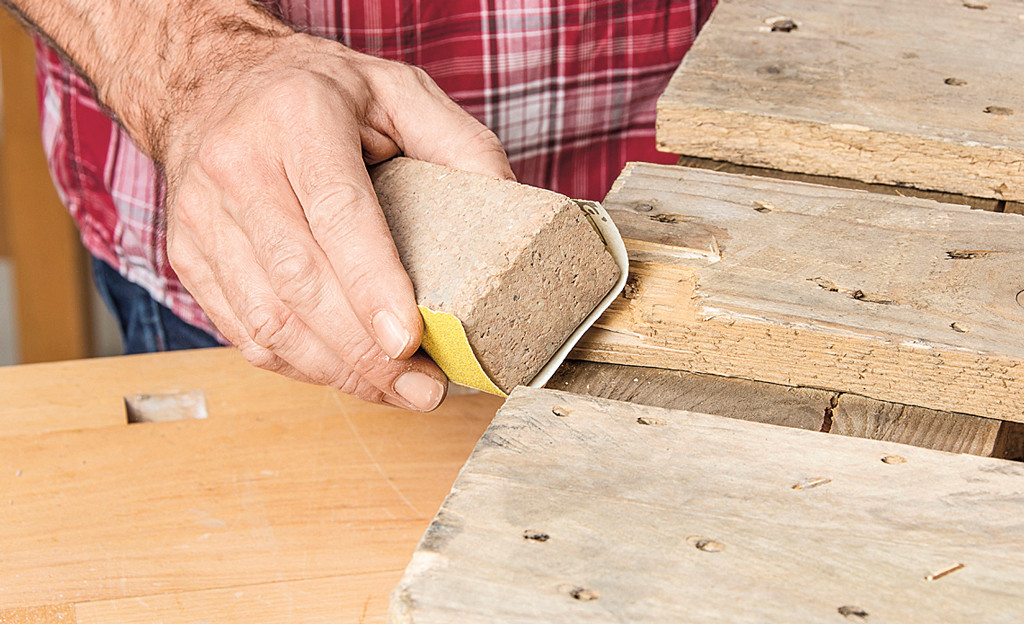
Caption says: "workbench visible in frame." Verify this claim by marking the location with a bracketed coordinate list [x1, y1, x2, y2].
[0, 348, 501, 623]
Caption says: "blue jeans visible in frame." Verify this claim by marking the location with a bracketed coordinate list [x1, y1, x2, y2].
[91, 258, 221, 354]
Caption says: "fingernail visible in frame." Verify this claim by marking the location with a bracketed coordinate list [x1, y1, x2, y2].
[372, 310, 412, 359]
[394, 372, 446, 411]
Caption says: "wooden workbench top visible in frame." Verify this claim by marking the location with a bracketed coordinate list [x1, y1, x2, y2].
[0, 347, 502, 623]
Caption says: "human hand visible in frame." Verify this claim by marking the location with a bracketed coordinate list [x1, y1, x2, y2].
[158, 31, 514, 410]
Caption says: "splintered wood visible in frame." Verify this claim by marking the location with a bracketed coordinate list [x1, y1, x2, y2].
[573, 163, 1024, 421]
[390, 388, 1024, 623]
[657, 0, 1024, 202]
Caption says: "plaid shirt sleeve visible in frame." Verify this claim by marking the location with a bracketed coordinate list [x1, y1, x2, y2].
[35, 0, 715, 339]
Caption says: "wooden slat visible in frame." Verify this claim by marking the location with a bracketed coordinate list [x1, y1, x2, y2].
[1007, 202, 1024, 216]
[393, 388, 1024, 623]
[574, 163, 1024, 421]
[0, 12, 91, 362]
[657, 0, 1024, 202]
[75, 573, 395, 624]
[676, 156, 1003, 213]
[550, 360, 1021, 459]
[0, 348, 500, 611]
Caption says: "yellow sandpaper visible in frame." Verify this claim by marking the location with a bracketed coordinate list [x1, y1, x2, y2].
[418, 306, 506, 397]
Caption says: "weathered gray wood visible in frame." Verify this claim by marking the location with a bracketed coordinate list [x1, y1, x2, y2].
[658, 0, 1024, 202]
[676, 156, 1003, 212]
[1007, 202, 1024, 216]
[575, 163, 1024, 421]
[549, 360, 828, 431]
[550, 360, 1023, 459]
[391, 388, 1024, 624]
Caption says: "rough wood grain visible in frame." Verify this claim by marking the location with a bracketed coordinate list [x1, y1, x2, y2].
[574, 163, 1024, 421]
[0, 348, 500, 614]
[658, 0, 1024, 202]
[0, 605, 75, 624]
[391, 388, 1024, 623]
[676, 156, 1003, 212]
[549, 360, 1022, 459]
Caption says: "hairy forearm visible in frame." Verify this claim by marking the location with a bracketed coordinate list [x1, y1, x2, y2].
[0, 0, 292, 159]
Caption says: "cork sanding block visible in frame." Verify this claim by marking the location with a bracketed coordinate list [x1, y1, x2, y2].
[370, 157, 627, 396]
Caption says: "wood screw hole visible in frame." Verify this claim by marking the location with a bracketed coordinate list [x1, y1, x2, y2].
[687, 536, 726, 552]
[568, 587, 600, 601]
[838, 606, 869, 619]
[633, 202, 654, 212]
[636, 416, 668, 426]
[881, 455, 907, 465]
[983, 105, 1014, 116]
[944, 77, 967, 86]
[552, 406, 572, 417]
[767, 17, 798, 31]
[523, 530, 550, 542]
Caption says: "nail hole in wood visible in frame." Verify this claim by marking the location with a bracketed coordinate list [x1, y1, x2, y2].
[552, 406, 572, 417]
[944, 77, 967, 86]
[882, 454, 907, 465]
[632, 202, 654, 213]
[947, 249, 991, 259]
[687, 536, 726, 552]
[636, 416, 668, 426]
[568, 587, 600, 601]
[950, 322, 971, 333]
[983, 105, 1014, 116]
[523, 530, 550, 542]
[767, 17, 798, 31]
[838, 605, 869, 620]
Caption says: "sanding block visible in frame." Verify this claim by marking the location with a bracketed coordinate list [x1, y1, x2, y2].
[371, 158, 628, 396]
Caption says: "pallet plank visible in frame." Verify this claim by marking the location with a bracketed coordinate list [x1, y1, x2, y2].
[658, 0, 1024, 202]
[574, 163, 1024, 421]
[391, 388, 1024, 623]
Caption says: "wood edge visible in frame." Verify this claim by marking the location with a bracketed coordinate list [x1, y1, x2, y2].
[655, 105, 1024, 202]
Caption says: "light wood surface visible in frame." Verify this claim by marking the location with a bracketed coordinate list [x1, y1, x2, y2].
[550, 360, 1023, 459]
[657, 0, 1024, 202]
[0, 347, 501, 622]
[573, 163, 1024, 421]
[0, 12, 92, 363]
[392, 388, 1024, 623]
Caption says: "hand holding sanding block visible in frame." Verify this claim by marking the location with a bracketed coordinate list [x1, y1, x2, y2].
[370, 157, 627, 396]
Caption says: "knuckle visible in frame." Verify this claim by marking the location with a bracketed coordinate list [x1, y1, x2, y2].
[244, 301, 297, 351]
[238, 342, 283, 371]
[305, 182, 376, 238]
[265, 246, 323, 303]
[195, 132, 247, 175]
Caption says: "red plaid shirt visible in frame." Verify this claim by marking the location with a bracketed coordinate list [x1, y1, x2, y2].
[35, 0, 714, 337]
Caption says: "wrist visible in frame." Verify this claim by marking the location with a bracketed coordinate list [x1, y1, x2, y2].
[100, 4, 294, 163]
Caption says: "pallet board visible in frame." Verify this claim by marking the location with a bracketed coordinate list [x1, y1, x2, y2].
[392, 387, 1024, 623]
[549, 360, 1024, 460]
[573, 163, 1024, 421]
[657, 0, 1024, 202]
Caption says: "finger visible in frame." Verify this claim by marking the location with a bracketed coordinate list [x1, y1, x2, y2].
[377, 66, 516, 181]
[167, 232, 315, 385]
[182, 194, 447, 411]
[280, 108, 423, 361]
